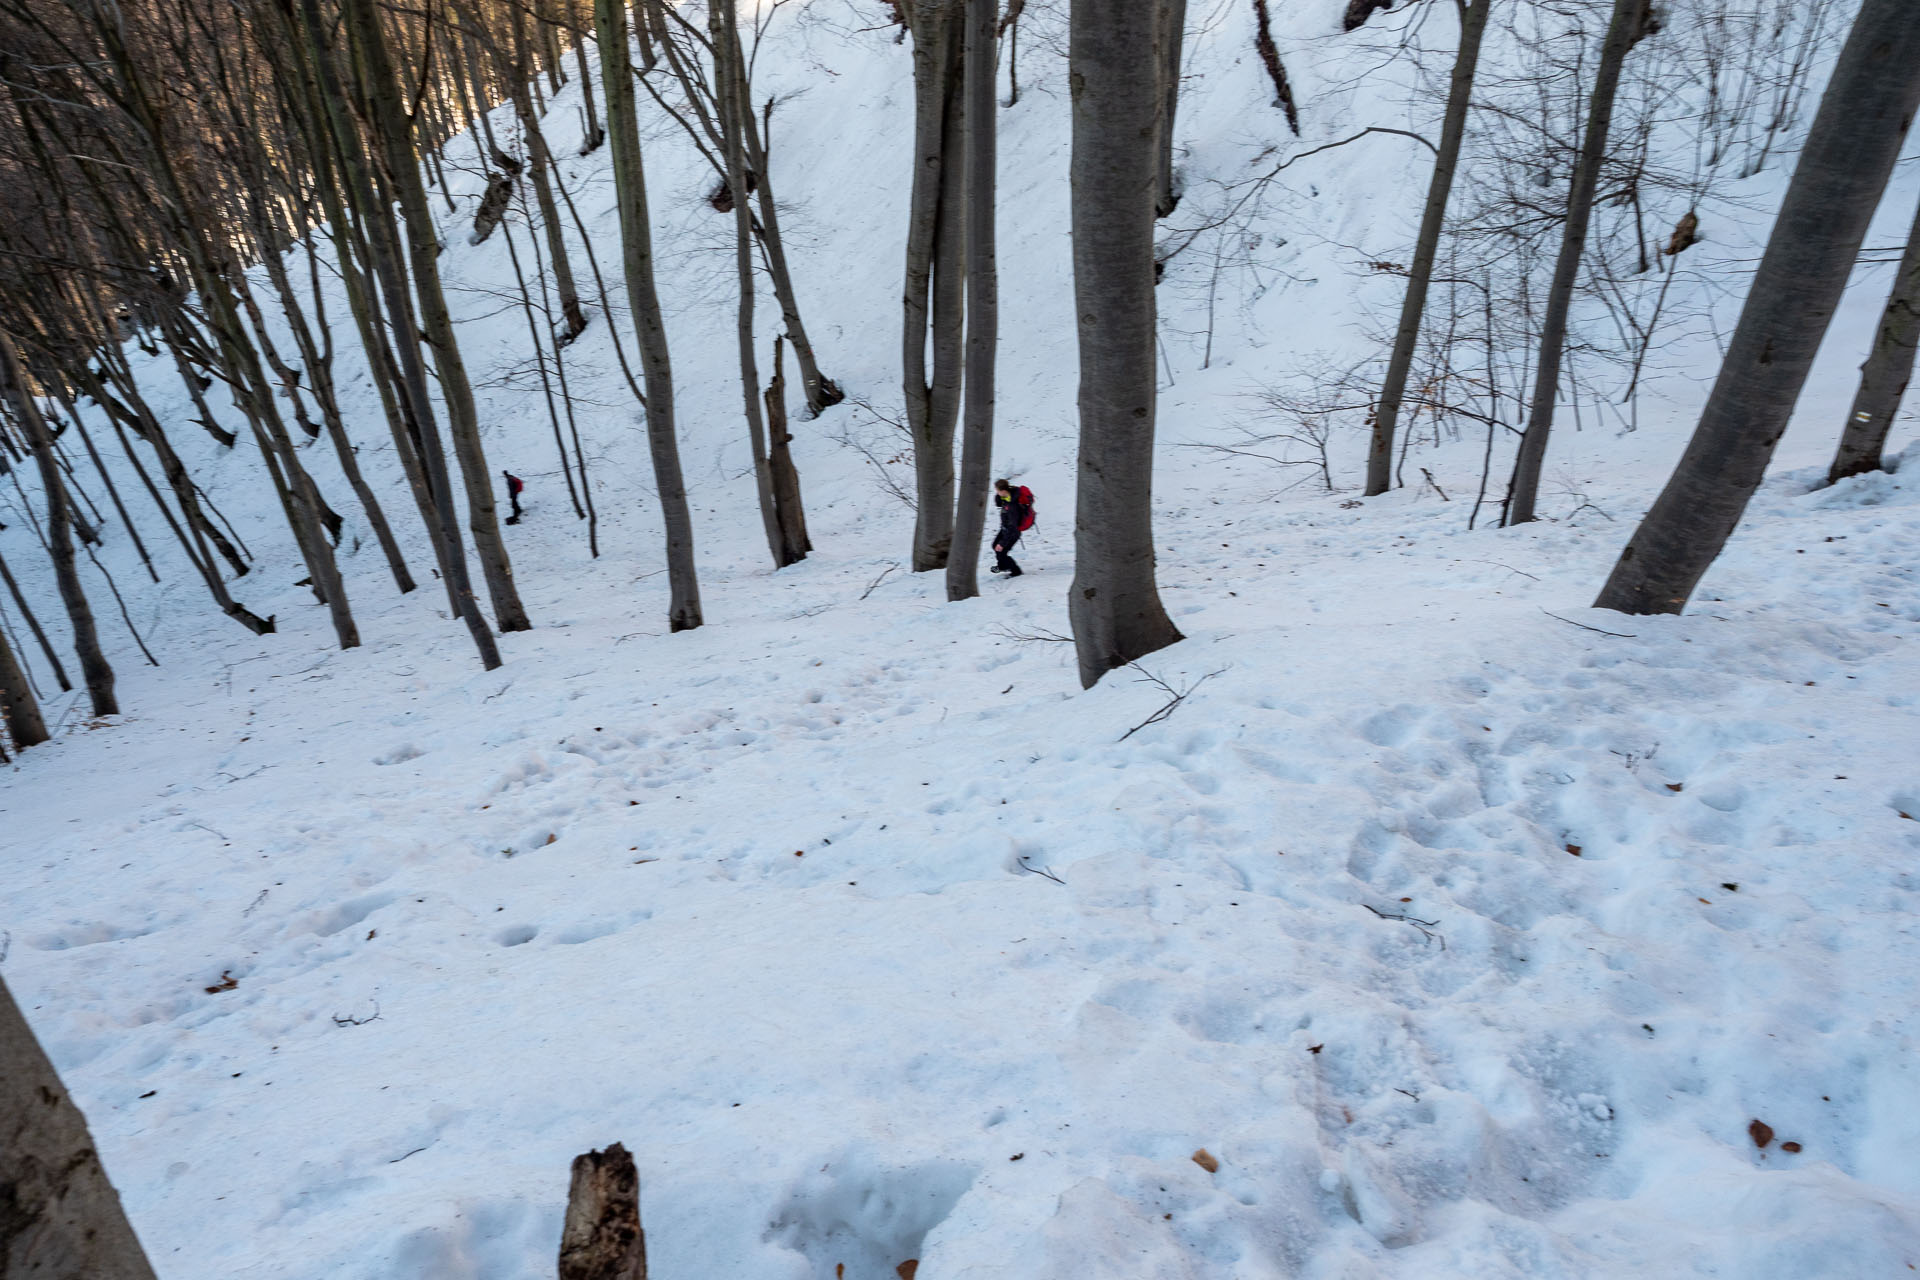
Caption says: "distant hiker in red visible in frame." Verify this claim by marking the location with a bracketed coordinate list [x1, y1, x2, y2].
[502, 471, 524, 525]
[990, 478, 1033, 577]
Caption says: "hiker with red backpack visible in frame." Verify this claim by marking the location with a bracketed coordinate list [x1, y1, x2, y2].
[502, 470, 525, 525]
[990, 478, 1034, 577]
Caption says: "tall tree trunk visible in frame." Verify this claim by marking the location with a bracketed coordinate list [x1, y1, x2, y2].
[765, 336, 811, 561]
[1829, 187, 1920, 484]
[1596, 0, 1920, 615]
[1506, 0, 1653, 525]
[1, 973, 156, 1277]
[574, 31, 604, 153]
[903, 0, 965, 571]
[346, 0, 531, 633]
[0, 615, 48, 749]
[0, 545, 74, 692]
[1364, 0, 1491, 497]
[947, 0, 997, 602]
[292, 0, 499, 667]
[739, 98, 841, 418]
[595, 0, 703, 629]
[1153, 0, 1187, 219]
[713, 0, 788, 569]
[505, 3, 588, 342]
[1067, 0, 1183, 688]
[2, 337, 116, 716]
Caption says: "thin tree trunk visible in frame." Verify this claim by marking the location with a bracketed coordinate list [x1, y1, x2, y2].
[0, 546, 73, 691]
[574, 32, 604, 153]
[765, 336, 810, 561]
[1153, 0, 1187, 218]
[347, 0, 530, 634]
[1506, 0, 1652, 525]
[714, 0, 787, 569]
[948, 0, 997, 602]
[0, 607, 49, 748]
[738, 99, 840, 416]
[1596, 0, 1920, 614]
[1829, 186, 1920, 484]
[293, 0, 499, 667]
[595, 0, 703, 629]
[505, 5, 589, 342]
[1, 973, 156, 1277]
[1, 330, 116, 716]
[1067, 0, 1183, 688]
[903, 0, 964, 571]
[1365, 0, 1490, 497]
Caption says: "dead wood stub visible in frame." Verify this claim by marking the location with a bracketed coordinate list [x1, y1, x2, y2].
[558, 1143, 648, 1280]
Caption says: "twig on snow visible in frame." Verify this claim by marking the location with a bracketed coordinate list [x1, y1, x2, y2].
[1016, 855, 1065, 885]
[993, 624, 1073, 644]
[1541, 608, 1637, 639]
[332, 1000, 381, 1027]
[1365, 903, 1445, 950]
[859, 564, 897, 600]
[1118, 664, 1225, 742]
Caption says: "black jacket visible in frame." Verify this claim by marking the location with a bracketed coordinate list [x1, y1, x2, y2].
[995, 492, 1029, 540]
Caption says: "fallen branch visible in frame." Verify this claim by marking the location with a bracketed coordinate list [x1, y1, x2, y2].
[1016, 855, 1064, 885]
[1118, 665, 1225, 742]
[332, 1000, 381, 1027]
[1542, 608, 1637, 639]
[1365, 904, 1445, 950]
[993, 624, 1073, 644]
[859, 564, 897, 600]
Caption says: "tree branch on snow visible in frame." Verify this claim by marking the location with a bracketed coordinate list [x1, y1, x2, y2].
[1118, 664, 1225, 742]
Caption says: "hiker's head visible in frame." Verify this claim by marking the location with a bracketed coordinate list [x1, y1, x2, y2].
[994, 478, 1012, 496]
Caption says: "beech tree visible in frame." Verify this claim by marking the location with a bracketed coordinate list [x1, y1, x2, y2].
[2, 972, 157, 1278]
[1506, 0, 1658, 525]
[0, 616, 48, 752]
[1596, 0, 1920, 615]
[1829, 188, 1920, 485]
[1067, 0, 1183, 688]
[595, 0, 703, 629]
[1363, 0, 1491, 498]
[945, 0, 998, 603]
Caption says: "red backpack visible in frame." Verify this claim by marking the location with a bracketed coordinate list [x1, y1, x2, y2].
[1016, 485, 1035, 531]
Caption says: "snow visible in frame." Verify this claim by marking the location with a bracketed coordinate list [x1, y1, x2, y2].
[4, 2, 1920, 1277]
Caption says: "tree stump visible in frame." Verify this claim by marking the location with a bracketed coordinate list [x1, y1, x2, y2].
[558, 1143, 647, 1280]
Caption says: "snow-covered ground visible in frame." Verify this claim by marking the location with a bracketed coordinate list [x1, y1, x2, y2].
[4, 2, 1919, 1276]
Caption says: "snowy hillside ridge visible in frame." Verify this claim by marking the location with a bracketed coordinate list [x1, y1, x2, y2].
[4, 1, 1920, 1278]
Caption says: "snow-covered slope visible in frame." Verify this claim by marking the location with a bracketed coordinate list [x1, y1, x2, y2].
[3, 2, 1919, 1277]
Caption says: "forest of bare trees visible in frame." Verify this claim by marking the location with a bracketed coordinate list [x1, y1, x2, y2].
[4, 0, 1920, 1269]
[0, 0, 1913, 722]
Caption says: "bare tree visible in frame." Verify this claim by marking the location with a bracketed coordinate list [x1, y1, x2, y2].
[1068, 0, 1183, 688]
[900, 0, 965, 571]
[1, 328, 117, 716]
[1829, 188, 1920, 484]
[1596, 0, 1920, 614]
[946, 0, 997, 602]
[0, 611, 48, 749]
[1506, 0, 1658, 525]
[1363, 0, 1491, 497]
[2, 971, 157, 1276]
[595, 0, 703, 629]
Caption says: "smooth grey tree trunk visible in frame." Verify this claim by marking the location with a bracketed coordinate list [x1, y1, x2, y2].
[504, 4, 588, 343]
[903, 0, 965, 571]
[1, 973, 156, 1277]
[291, 0, 499, 667]
[1829, 187, 1920, 484]
[765, 336, 811, 561]
[0, 616, 48, 749]
[2, 331, 117, 717]
[1067, 0, 1184, 689]
[1596, 0, 1920, 614]
[1506, 0, 1650, 525]
[1364, 0, 1491, 497]
[947, 0, 998, 602]
[1153, 0, 1187, 219]
[713, 0, 788, 569]
[346, 0, 531, 634]
[596, 0, 703, 629]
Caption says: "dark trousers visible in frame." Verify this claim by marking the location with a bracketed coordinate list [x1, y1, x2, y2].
[993, 527, 1022, 573]
[506, 492, 523, 524]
